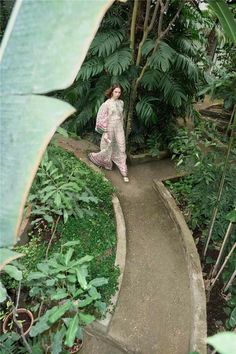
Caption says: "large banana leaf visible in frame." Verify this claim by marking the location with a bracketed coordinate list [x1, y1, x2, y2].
[0, 0, 113, 248]
[207, 0, 236, 43]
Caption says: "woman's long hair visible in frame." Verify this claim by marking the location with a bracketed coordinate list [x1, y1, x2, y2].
[105, 83, 122, 98]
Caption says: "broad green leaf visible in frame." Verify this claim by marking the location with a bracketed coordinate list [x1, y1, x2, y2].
[1, 96, 75, 247]
[62, 240, 81, 248]
[0, 0, 113, 247]
[28, 271, 46, 281]
[37, 262, 49, 274]
[49, 302, 72, 324]
[88, 286, 101, 300]
[65, 248, 74, 266]
[64, 314, 79, 347]
[229, 307, 236, 327]
[56, 127, 69, 138]
[207, 332, 236, 354]
[73, 255, 94, 266]
[51, 290, 69, 301]
[52, 325, 67, 354]
[78, 296, 94, 308]
[0, 248, 24, 271]
[79, 313, 95, 325]
[226, 209, 236, 223]
[76, 269, 88, 290]
[0, 281, 7, 303]
[4, 264, 22, 281]
[95, 300, 107, 314]
[208, 0, 236, 43]
[30, 306, 59, 336]
[89, 277, 108, 287]
[46, 278, 55, 287]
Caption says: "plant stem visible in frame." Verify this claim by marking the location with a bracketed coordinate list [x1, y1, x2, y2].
[203, 111, 236, 258]
[223, 268, 236, 293]
[226, 104, 235, 136]
[208, 242, 236, 293]
[7, 283, 32, 353]
[210, 221, 234, 278]
[130, 0, 139, 52]
[45, 215, 60, 259]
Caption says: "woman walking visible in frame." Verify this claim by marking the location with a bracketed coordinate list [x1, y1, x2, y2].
[88, 84, 129, 182]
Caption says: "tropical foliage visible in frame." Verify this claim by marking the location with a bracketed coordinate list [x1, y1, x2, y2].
[59, 0, 208, 150]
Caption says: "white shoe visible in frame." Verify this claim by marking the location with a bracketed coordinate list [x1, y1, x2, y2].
[123, 176, 129, 183]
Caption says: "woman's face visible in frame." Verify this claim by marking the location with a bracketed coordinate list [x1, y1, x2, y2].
[112, 87, 121, 100]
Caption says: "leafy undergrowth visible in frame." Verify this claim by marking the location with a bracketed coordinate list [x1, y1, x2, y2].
[11, 145, 119, 313]
[164, 173, 236, 335]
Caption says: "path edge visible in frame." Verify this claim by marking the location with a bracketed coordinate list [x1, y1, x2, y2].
[153, 179, 207, 354]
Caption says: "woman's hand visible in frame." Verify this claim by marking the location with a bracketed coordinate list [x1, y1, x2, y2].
[104, 133, 111, 143]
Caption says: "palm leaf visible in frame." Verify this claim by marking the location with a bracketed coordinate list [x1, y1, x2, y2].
[111, 73, 131, 93]
[104, 47, 132, 75]
[0, 0, 112, 245]
[149, 41, 175, 72]
[76, 57, 104, 81]
[174, 53, 199, 82]
[76, 106, 93, 128]
[136, 96, 159, 126]
[207, 0, 236, 43]
[140, 69, 162, 90]
[90, 75, 111, 114]
[160, 74, 187, 107]
[174, 37, 198, 57]
[142, 38, 155, 57]
[90, 29, 125, 57]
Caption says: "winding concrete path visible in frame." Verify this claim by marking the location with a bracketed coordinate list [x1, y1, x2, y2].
[55, 136, 195, 354]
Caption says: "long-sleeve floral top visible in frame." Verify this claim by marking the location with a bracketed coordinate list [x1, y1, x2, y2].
[95, 98, 124, 134]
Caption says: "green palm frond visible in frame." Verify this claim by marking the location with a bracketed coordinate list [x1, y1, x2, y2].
[160, 74, 188, 107]
[140, 69, 162, 90]
[142, 38, 155, 56]
[76, 57, 104, 81]
[174, 37, 198, 57]
[102, 11, 124, 28]
[174, 53, 199, 82]
[105, 47, 132, 76]
[149, 41, 175, 72]
[76, 80, 91, 99]
[76, 106, 93, 128]
[90, 29, 125, 57]
[136, 96, 159, 126]
[90, 75, 111, 113]
[111, 73, 131, 93]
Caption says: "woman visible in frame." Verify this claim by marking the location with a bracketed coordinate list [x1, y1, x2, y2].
[88, 84, 129, 182]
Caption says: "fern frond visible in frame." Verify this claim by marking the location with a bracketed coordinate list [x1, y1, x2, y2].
[90, 75, 111, 113]
[142, 38, 155, 57]
[76, 106, 93, 128]
[174, 53, 199, 82]
[111, 73, 131, 93]
[136, 96, 159, 126]
[90, 29, 124, 57]
[174, 37, 198, 57]
[140, 69, 162, 90]
[160, 74, 187, 107]
[102, 11, 124, 28]
[105, 47, 132, 76]
[149, 41, 175, 72]
[75, 80, 91, 99]
[77, 57, 104, 81]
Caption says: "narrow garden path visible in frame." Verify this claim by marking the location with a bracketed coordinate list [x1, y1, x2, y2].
[56, 136, 192, 354]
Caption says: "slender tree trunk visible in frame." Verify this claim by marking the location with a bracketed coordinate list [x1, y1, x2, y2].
[203, 109, 236, 258]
